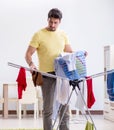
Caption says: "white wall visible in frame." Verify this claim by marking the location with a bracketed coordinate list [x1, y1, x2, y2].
[0, 0, 114, 110]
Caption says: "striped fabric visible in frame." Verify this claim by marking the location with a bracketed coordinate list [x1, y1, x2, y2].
[76, 51, 87, 78]
[58, 58, 80, 80]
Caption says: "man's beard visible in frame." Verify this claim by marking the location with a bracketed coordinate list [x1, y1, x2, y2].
[48, 26, 56, 31]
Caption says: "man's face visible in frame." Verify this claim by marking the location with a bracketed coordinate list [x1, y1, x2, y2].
[47, 17, 61, 31]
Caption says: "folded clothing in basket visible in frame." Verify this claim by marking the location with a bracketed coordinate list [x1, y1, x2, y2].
[58, 58, 80, 80]
[54, 51, 87, 80]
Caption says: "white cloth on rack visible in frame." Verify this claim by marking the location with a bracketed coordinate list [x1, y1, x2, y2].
[52, 78, 70, 120]
[54, 52, 75, 105]
[75, 79, 87, 114]
[60, 52, 76, 71]
[56, 78, 70, 105]
[52, 54, 71, 119]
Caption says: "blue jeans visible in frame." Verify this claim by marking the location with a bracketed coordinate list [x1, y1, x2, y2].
[41, 73, 69, 130]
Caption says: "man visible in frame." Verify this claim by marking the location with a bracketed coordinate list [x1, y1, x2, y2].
[25, 8, 72, 130]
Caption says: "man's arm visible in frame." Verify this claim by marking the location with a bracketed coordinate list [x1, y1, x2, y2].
[64, 44, 73, 53]
[64, 44, 88, 56]
[25, 45, 37, 69]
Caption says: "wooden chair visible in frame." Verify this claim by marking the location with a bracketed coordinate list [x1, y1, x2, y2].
[17, 78, 38, 119]
[36, 86, 43, 117]
[0, 97, 4, 116]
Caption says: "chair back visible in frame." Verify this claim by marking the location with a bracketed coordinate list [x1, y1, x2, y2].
[20, 78, 37, 103]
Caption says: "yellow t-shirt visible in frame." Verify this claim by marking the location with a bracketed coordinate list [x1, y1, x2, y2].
[29, 28, 69, 72]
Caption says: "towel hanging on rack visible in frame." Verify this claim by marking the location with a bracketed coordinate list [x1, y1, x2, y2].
[85, 121, 94, 130]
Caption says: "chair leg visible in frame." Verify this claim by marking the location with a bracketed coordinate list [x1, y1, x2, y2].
[37, 101, 39, 118]
[16, 101, 19, 118]
[34, 103, 36, 119]
[23, 104, 26, 117]
[39, 110, 42, 117]
[38, 98, 43, 117]
[19, 102, 21, 119]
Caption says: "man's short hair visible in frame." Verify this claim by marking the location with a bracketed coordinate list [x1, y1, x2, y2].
[48, 8, 62, 20]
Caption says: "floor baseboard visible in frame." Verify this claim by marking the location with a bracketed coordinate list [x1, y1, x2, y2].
[71, 110, 103, 115]
[0, 110, 103, 115]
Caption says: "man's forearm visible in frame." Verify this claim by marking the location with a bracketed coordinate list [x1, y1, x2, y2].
[25, 53, 33, 66]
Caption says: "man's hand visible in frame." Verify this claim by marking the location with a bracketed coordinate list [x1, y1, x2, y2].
[29, 62, 37, 73]
[84, 51, 88, 57]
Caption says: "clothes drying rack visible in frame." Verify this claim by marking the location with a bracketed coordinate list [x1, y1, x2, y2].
[8, 62, 114, 130]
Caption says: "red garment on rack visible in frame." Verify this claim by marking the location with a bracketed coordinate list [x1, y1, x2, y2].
[86, 76, 95, 108]
[16, 67, 27, 99]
